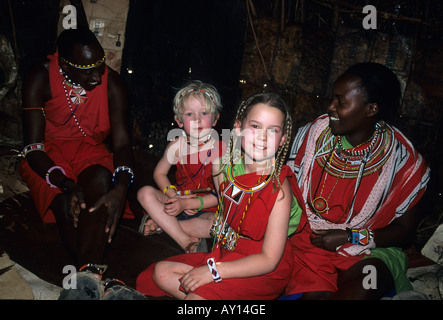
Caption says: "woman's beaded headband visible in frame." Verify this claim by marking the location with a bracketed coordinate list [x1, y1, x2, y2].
[60, 55, 106, 70]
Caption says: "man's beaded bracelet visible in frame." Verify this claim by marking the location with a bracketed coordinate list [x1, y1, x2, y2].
[22, 143, 45, 158]
[112, 166, 134, 186]
[46, 165, 66, 188]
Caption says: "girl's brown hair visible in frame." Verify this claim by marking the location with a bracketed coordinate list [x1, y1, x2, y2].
[222, 92, 293, 188]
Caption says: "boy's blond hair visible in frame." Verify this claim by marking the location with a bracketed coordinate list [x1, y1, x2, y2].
[173, 80, 222, 122]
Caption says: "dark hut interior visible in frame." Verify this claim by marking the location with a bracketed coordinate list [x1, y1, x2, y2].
[0, 0, 442, 301]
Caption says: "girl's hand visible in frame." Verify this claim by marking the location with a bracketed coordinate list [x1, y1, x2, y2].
[180, 265, 213, 293]
[310, 229, 348, 252]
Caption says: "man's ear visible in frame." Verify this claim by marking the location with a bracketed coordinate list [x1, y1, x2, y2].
[59, 58, 69, 74]
[367, 102, 379, 118]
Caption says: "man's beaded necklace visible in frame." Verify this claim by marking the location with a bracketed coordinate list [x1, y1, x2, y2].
[60, 69, 87, 136]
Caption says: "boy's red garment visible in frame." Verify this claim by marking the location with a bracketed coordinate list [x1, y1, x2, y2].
[174, 140, 225, 212]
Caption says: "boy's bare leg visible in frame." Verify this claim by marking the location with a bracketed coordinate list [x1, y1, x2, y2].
[137, 186, 205, 250]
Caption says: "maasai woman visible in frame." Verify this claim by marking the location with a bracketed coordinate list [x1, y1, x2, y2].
[285, 62, 430, 299]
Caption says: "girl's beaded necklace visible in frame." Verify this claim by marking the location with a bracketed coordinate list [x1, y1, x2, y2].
[211, 157, 275, 250]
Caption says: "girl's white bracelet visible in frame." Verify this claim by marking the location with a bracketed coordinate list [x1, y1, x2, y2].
[207, 258, 222, 282]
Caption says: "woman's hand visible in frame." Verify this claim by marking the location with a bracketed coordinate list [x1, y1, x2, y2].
[310, 229, 348, 252]
[179, 265, 213, 293]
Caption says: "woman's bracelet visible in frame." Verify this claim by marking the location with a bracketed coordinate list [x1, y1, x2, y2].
[207, 258, 222, 282]
[346, 227, 373, 246]
[112, 166, 134, 186]
[46, 165, 66, 188]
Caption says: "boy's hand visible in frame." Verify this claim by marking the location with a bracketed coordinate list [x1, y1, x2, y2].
[164, 197, 187, 216]
[164, 195, 196, 216]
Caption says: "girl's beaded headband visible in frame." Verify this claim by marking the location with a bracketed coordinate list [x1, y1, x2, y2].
[60, 55, 106, 70]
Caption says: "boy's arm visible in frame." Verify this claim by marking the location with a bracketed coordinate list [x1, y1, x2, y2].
[176, 192, 218, 212]
[153, 140, 178, 198]
[163, 159, 221, 215]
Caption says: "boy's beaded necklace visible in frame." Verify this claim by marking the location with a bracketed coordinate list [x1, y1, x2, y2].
[185, 129, 213, 147]
[177, 131, 215, 190]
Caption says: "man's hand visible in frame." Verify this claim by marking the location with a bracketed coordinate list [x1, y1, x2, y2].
[89, 184, 126, 243]
[64, 180, 86, 228]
